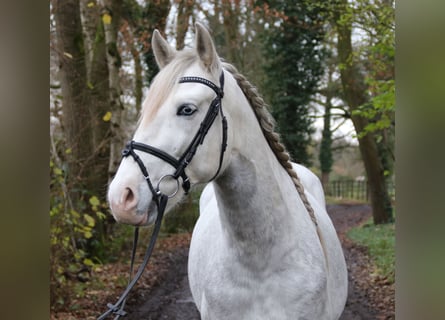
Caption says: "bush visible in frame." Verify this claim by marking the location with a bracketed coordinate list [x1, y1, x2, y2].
[50, 160, 108, 309]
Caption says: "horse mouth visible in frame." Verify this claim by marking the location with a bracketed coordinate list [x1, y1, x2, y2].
[135, 200, 157, 226]
[135, 213, 148, 226]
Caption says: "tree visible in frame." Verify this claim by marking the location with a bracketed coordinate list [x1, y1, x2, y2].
[175, 0, 195, 50]
[319, 96, 334, 190]
[351, 0, 395, 180]
[313, 34, 352, 191]
[140, 0, 171, 83]
[52, 0, 118, 306]
[100, 0, 126, 181]
[259, 0, 327, 165]
[51, 0, 177, 307]
[332, 0, 393, 224]
[54, 0, 111, 205]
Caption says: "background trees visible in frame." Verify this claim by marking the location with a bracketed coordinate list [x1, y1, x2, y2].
[259, 0, 328, 165]
[50, 0, 395, 308]
[51, 0, 172, 305]
[331, 0, 394, 223]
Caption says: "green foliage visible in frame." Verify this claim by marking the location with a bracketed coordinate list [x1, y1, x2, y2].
[259, 0, 327, 165]
[50, 159, 108, 309]
[348, 218, 395, 283]
[342, 0, 395, 142]
[352, 79, 394, 140]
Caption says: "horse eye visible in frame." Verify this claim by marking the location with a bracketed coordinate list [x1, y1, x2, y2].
[177, 104, 197, 116]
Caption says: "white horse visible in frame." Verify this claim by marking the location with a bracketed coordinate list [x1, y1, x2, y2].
[108, 23, 347, 319]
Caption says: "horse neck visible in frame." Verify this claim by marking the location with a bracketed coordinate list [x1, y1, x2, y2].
[212, 78, 313, 268]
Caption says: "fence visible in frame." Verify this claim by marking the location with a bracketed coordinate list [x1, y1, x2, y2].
[325, 180, 395, 202]
[326, 180, 368, 201]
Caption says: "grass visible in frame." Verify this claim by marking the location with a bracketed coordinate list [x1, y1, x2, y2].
[347, 218, 395, 283]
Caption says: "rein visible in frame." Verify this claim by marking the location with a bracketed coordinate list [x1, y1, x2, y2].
[97, 71, 226, 319]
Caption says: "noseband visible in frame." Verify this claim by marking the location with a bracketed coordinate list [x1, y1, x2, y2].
[98, 71, 227, 319]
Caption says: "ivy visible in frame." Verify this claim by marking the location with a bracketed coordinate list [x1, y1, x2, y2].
[50, 158, 108, 308]
[260, 0, 327, 165]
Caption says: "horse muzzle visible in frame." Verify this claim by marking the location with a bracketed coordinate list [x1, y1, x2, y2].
[108, 180, 155, 226]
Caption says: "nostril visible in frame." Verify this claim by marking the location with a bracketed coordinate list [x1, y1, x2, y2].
[125, 187, 134, 202]
[123, 187, 137, 210]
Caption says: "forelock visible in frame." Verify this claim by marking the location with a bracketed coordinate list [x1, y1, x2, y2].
[140, 50, 198, 125]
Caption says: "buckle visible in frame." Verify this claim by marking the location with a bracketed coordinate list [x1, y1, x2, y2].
[122, 141, 133, 157]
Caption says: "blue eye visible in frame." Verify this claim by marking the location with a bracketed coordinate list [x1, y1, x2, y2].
[177, 104, 197, 116]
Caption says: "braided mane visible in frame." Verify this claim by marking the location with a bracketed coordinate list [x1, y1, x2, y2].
[222, 62, 317, 225]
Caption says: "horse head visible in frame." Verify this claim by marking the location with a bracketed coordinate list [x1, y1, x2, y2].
[108, 23, 233, 226]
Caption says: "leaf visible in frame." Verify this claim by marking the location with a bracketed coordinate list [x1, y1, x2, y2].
[84, 214, 95, 227]
[89, 196, 100, 207]
[87, 81, 94, 90]
[49, 208, 58, 217]
[83, 258, 94, 266]
[74, 252, 83, 261]
[70, 209, 80, 219]
[96, 211, 106, 220]
[87, 2, 95, 8]
[63, 52, 73, 59]
[84, 230, 93, 239]
[102, 13, 112, 25]
[102, 111, 112, 122]
[65, 148, 72, 154]
[54, 168, 62, 176]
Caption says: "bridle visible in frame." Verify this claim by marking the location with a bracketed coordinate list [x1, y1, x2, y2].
[122, 71, 227, 201]
[97, 71, 227, 319]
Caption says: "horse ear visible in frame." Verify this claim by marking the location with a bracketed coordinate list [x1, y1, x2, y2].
[195, 23, 220, 72]
[152, 29, 176, 69]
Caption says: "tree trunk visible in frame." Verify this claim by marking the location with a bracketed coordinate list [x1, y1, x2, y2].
[222, 0, 242, 67]
[121, 20, 143, 112]
[85, 7, 112, 197]
[56, 0, 113, 248]
[176, 0, 194, 50]
[320, 103, 332, 193]
[55, 0, 93, 200]
[142, 0, 171, 83]
[101, 0, 124, 179]
[80, 0, 100, 81]
[335, 0, 393, 224]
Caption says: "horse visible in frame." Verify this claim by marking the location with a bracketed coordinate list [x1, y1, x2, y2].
[107, 23, 347, 319]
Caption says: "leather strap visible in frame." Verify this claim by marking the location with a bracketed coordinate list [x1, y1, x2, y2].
[97, 194, 168, 320]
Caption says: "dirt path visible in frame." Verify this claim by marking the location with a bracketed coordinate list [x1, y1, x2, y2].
[329, 204, 379, 320]
[126, 248, 199, 320]
[124, 203, 393, 319]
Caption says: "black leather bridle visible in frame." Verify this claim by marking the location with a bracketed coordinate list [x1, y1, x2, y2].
[97, 71, 227, 319]
[121, 71, 227, 201]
